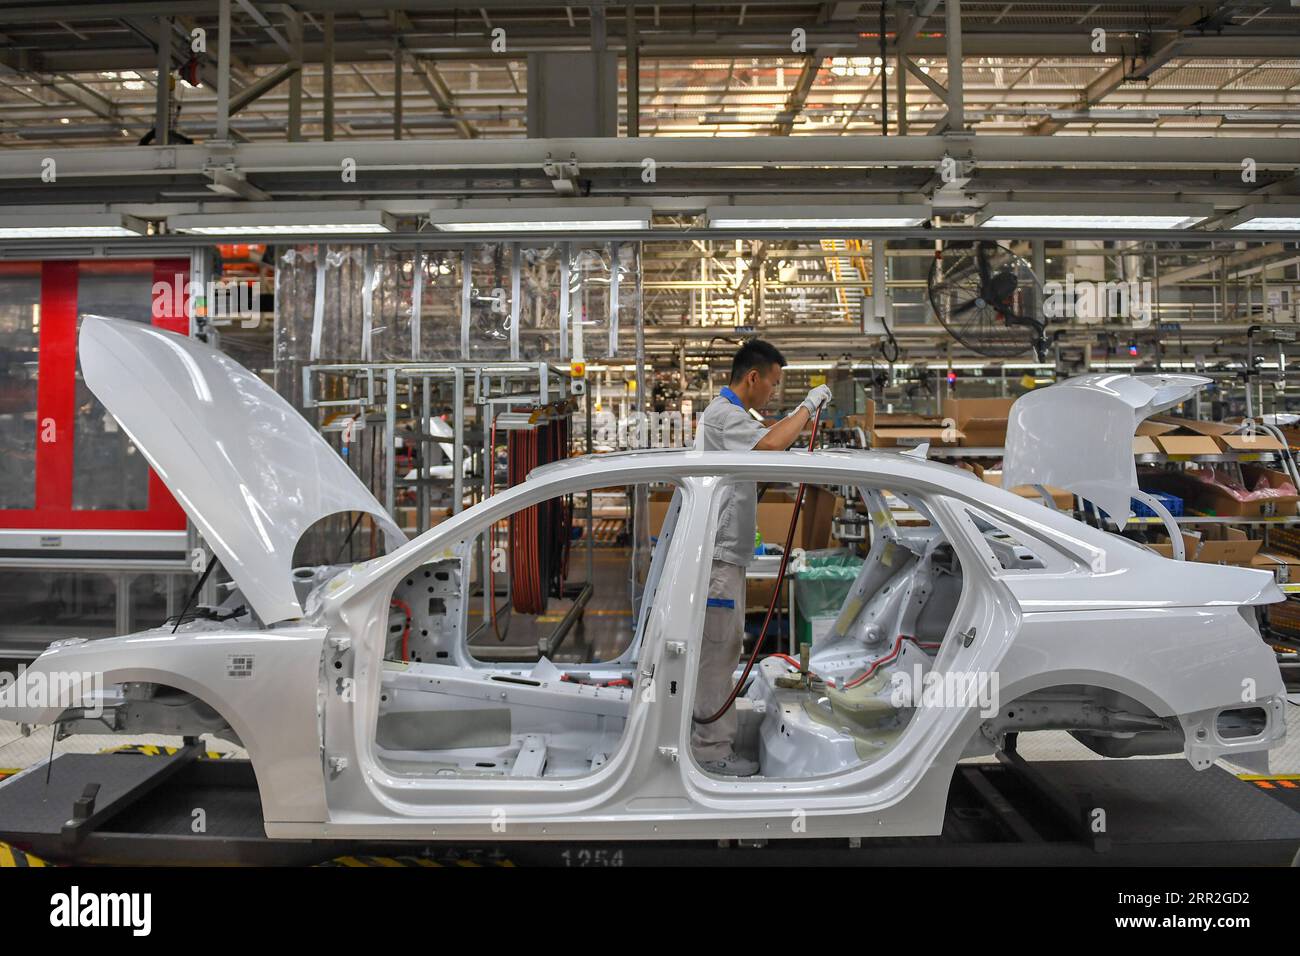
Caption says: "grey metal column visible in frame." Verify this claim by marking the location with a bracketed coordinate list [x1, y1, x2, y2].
[418, 374, 431, 534]
[384, 367, 397, 516]
[115, 573, 132, 635]
[481, 393, 492, 625]
[635, 243, 645, 425]
[154, 16, 172, 146]
[945, 0, 965, 131]
[287, 8, 303, 141]
[1032, 239, 1046, 286]
[626, 4, 639, 137]
[896, 50, 908, 135]
[460, 249, 472, 359]
[559, 243, 571, 361]
[323, 11, 335, 141]
[393, 42, 404, 140]
[453, 366, 465, 513]
[585, 378, 594, 588]
[509, 242, 521, 360]
[215, 0, 231, 140]
[410, 248, 424, 358]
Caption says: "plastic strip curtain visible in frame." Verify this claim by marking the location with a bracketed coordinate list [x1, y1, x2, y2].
[360, 246, 377, 361]
[309, 244, 326, 360]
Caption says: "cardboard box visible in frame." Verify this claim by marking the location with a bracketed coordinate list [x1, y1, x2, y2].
[746, 576, 788, 612]
[1136, 421, 1179, 438]
[1150, 415, 1235, 437]
[757, 492, 800, 547]
[1147, 532, 1203, 560]
[1217, 433, 1287, 453]
[1148, 528, 1261, 565]
[1193, 526, 1263, 565]
[1133, 436, 1161, 455]
[1144, 415, 1280, 456]
[871, 425, 964, 448]
[980, 470, 1074, 509]
[647, 489, 676, 538]
[1156, 434, 1222, 456]
[1158, 465, 1299, 518]
[1238, 464, 1300, 516]
[1251, 551, 1300, 584]
[844, 403, 876, 435]
[799, 485, 838, 551]
[648, 485, 838, 551]
[942, 397, 1016, 448]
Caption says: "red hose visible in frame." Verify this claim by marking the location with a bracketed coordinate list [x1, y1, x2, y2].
[696, 407, 821, 725]
[507, 407, 572, 615]
[390, 598, 412, 661]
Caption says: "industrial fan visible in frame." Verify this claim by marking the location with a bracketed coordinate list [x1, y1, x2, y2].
[927, 241, 1047, 360]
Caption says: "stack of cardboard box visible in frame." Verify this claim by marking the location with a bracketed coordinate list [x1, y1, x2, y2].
[1146, 526, 1262, 565]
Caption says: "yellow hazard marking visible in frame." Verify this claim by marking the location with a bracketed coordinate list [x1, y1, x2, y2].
[1237, 773, 1300, 781]
[100, 744, 237, 759]
[0, 841, 50, 867]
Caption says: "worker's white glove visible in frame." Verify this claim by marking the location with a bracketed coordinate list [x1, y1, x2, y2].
[800, 384, 832, 416]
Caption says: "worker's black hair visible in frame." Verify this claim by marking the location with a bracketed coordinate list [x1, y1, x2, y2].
[729, 339, 786, 384]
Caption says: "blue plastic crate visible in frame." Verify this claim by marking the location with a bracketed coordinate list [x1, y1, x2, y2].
[1131, 491, 1183, 518]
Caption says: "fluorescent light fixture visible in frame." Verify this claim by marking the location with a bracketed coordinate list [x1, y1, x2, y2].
[427, 205, 651, 232]
[0, 212, 146, 239]
[977, 202, 1211, 230]
[707, 204, 930, 229]
[1222, 203, 1300, 231]
[169, 210, 395, 235]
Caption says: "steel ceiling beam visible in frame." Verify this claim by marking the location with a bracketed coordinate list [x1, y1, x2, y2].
[1031, 4, 1210, 136]
[10, 30, 1300, 74]
[774, 49, 828, 135]
[0, 134, 1296, 181]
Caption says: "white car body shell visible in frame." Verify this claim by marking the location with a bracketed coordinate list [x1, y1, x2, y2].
[0, 319, 1287, 841]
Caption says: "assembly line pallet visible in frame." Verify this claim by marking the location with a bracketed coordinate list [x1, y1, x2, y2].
[0, 743, 1297, 866]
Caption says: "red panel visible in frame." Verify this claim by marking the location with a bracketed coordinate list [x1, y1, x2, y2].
[33, 260, 77, 512]
[145, 259, 190, 527]
[0, 257, 194, 532]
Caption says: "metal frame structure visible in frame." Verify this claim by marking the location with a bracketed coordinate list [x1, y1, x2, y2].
[302, 359, 598, 655]
[2, 3, 1299, 144]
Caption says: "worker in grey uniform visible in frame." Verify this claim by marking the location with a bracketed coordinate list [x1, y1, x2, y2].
[691, 339, 832, 776]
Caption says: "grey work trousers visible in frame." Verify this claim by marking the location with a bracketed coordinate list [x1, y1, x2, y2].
[691, 559, 746, 761]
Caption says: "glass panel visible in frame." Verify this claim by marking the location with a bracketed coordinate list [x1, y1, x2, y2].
[467, 242, 513, 362]
[0, 570, 119, 654]
[0, 264, 41, 509]
[72, 262, 154, 511]
[518, 245, 563, 362]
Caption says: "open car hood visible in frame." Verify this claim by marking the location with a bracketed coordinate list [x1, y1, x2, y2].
[1002, 372, 1211, 522]
[80, 316, 405, 623]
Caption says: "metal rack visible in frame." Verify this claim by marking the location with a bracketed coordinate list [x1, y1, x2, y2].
[302, 360, 598, 658]
[303, 361, 569, 528]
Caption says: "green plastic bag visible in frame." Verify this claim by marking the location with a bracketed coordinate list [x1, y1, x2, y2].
[792, 549, 863, 645]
